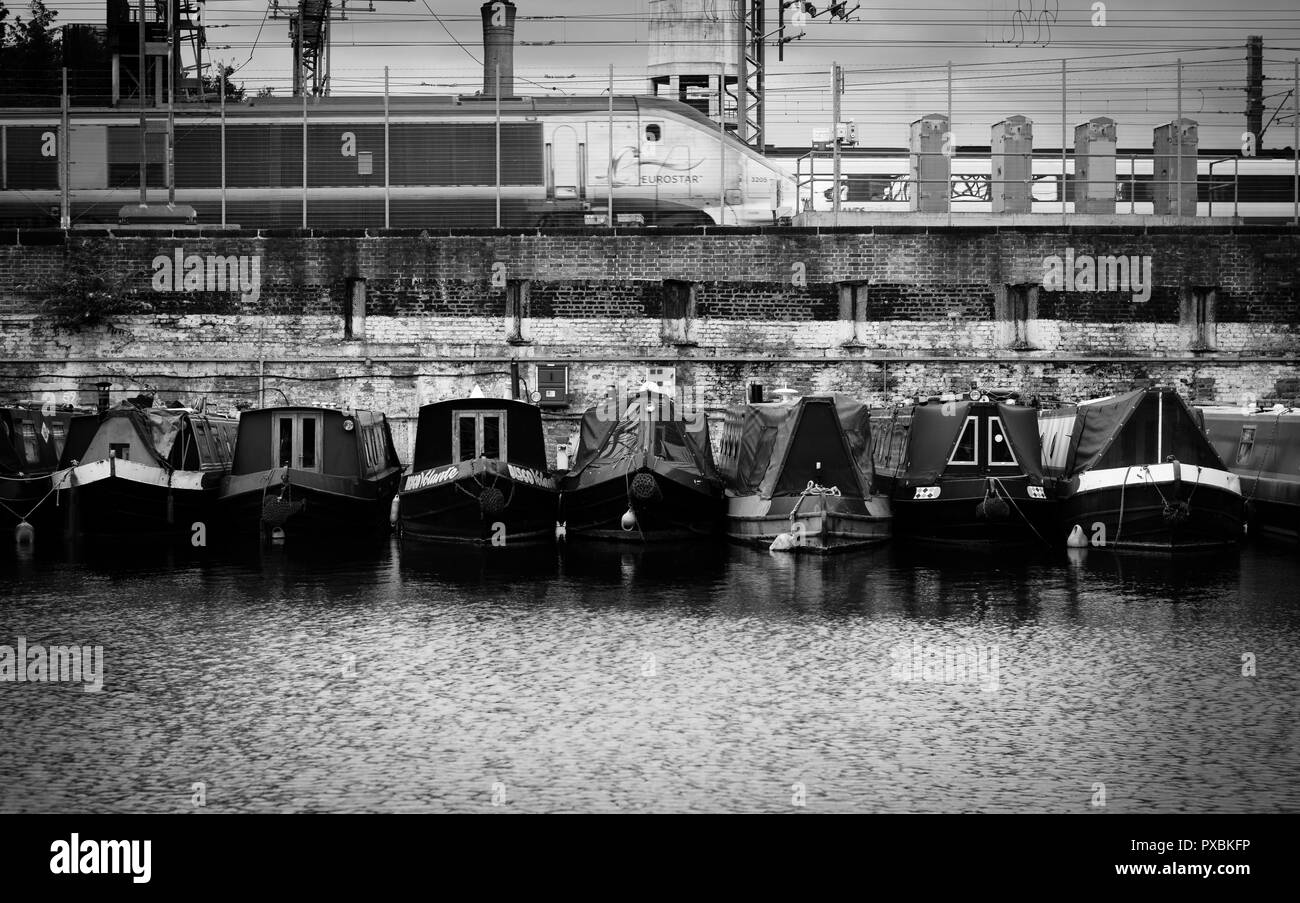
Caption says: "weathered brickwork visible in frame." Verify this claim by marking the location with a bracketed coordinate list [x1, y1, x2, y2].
[1, 226, 1296, 466]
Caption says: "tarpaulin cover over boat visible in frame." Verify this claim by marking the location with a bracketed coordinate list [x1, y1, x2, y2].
[78, 404, 185, 467]
[76, 404, 235, 470]
[719, 396, 874, 499]
[566, 391, 718, 489]
[1061, 388, 1225, 476]
[902, 401, 1044, 484]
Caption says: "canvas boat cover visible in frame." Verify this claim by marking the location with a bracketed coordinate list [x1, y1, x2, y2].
[1060, 388, 1225, 477]
[75, 403, 234, 471]
[902, 401, 1044, 483]
[566, 390, 718, 489]
[720, 396, 874, 499]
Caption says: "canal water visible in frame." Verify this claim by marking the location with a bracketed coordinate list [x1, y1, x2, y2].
[2, 537, 1297, 814]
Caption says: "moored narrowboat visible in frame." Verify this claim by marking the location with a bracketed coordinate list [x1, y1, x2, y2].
[1199, 404, 1300, 542]
[872, 391, 1055, 547]
[1, 403, 94, 542]
[218, 406, 403, 543]
[399, 398, 557, 545]
[559, 384, 724, 541]
[1040, 387, 1244, 551]
[719, 393, 891, 552]
[53, 401, 238, 537]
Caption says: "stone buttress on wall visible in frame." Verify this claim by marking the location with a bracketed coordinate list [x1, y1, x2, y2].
[0, 226, 1296, 462]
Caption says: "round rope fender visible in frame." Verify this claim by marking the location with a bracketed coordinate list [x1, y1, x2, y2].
[479, 485, 507, 517]
[976, 495, 1010, 521]
[1162, 500, 1190, 527]
[630, 472, 661, 503]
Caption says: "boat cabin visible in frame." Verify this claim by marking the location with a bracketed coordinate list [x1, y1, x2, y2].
[873, 399, 1043, 488]
[411, 399, 549, 473]
[232, 407, 401, 479]
[1040, 388, 1225, 479]
[69, 404, 237, 472]
[1, 405, 86, 474]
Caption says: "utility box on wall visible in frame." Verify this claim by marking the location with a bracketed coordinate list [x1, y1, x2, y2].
[536, 364, 570, 408]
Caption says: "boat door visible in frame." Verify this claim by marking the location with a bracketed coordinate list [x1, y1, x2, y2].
[452, 409, 507, 461]
[275, 412, 322, 472]
[547, 124, 584, 201]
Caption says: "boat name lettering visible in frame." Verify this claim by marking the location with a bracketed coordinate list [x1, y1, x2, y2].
[506, 464, 553, 488]
[406, 465, 459, 490]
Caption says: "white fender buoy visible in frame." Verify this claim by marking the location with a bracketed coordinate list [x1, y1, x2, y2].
[1066, 524, 1088, 548]
[620, 508, 637, 532]
[389, 494, 401, 527]
[15, 521, 35, 546]
[769, 532, 797, 552]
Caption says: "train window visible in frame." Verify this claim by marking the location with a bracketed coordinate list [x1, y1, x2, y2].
[358, 151, 374, 176]
[949, 417, 978, 465]
[988, 417, 1018, 465]
[645, 124, 661, 142]
[1235, 427, 1255, 465]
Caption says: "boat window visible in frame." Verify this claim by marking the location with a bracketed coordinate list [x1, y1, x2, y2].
[482, 415, 501, 460]
[988, 416, 1018, 465]
[1235, 426, 1255, 465]
[949, 416, 978, 464]
[278, 417, 293, 467]
[457, 416, 477, 461]
[110, 442, 130, 461]
[49, 420, 67, 458]
[301, 418, 317, 469]
[453, 411, 509, 462]
[274, 414, 321, 471]
[19, 422, 39, 463]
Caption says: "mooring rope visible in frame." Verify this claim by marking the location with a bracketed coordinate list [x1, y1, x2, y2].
[987, 476, 1052, 548]
[790, 480, 841, 521]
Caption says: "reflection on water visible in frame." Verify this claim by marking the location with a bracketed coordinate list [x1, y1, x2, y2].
[1, 536, 1297, 813]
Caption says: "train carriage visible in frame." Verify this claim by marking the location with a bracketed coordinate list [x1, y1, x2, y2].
[0, 95, 795, 230]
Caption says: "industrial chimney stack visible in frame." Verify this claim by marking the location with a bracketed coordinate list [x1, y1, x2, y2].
[482, 1, 517, 98]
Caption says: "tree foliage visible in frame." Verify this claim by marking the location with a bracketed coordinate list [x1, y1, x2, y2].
[35, 240, 153, 330]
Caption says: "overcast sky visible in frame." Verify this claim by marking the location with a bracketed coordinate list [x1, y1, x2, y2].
[38, 0, 1300, 150]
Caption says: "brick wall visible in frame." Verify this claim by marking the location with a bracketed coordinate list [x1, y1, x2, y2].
[1, 225, 1296, 465]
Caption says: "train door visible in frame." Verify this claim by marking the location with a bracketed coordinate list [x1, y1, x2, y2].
[547, 124, 583, 202]
[586, 119, 641, 202]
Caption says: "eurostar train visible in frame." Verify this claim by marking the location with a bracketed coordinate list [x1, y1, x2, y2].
[0, 95, 795, 229]
[776, 148, 1300, 222]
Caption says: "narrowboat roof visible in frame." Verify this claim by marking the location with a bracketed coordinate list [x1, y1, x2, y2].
[239, 406, 389, 425]
[720, 395, 873, 499]
[412, 398, 548, 472]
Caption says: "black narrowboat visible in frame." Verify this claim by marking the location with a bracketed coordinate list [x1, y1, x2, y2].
[718, 394, 891, 552]
[53, 401, 238, 537]
[1199, 404, 1299, 542]
[872, 392, 1055, 546]
[218, 407, 403, 543]
[398, 398, 557, 545]
[559, 386, 724, 542]
[1, 403, 94, 542]
[1040, 387, 1244, 551]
